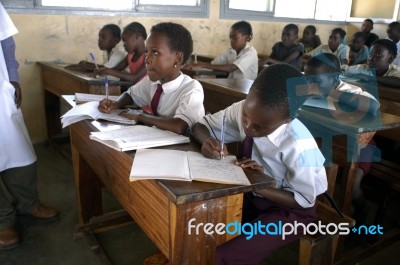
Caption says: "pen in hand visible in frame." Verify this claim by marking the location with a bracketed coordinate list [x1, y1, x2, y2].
[105, 76, 109, 101]
[220, 114, 226, 160]
[89, 52, 99, 71]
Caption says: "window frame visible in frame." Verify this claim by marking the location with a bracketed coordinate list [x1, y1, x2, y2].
[346, 0, 400, 23]
[219, 0, 276, 21]
[1, 0, 209, 18]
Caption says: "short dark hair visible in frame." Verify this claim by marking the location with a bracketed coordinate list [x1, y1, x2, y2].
[284, 23, 299, 35]
[372, 39, 398, 57]
[388, 21, 400, 31]
[305, 53, 341, 74]
[331, 28, 346, 39]
[305, 25, 317, 35]
[102, 24, 121, 40]
[251, 64, 305, 117]
[231, 21, 253, 41]
[364, 18, 374, 25]
[150, 22, 193, 64]
[123, 22, 147, 39]
[352, 31, 366, 41]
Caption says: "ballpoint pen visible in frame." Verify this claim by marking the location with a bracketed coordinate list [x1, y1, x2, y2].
[89, 52, 99, 71]
[220, 114, 226, 160]
[105, 76, 109, 100]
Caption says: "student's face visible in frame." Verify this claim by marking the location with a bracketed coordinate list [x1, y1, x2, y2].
[368, 44, 393, 70]
[304, 66, 337, 96]
[145, 32, 182, 83]
[229, 29, 248, 52]
[98, 29, 118, 51]
[387, 25, 400, 43]
[241, 91, 289, 138]
[361, 21, 373, 33]
[328, 32, 341, 52]
[351, 37, 364, 52]
[281, 29, 298, 47]
[302, 29, 314, 42]
[121, 31, 140, 53]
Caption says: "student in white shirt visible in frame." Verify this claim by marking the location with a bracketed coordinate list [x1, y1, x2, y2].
[387, 21, 400, 66]
[99, 22, 205, 135]
[192, 64, 327, 265]
[186, 21, 258, 80]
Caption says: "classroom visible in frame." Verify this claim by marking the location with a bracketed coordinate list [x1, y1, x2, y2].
[1, 0, 400, 264]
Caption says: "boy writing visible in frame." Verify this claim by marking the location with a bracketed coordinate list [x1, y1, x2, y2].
[259, 24, 304, 70]
[192, 64, 327, 264]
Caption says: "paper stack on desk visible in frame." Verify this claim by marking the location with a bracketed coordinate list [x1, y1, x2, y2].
[89, 125, 190, 152]
[61, 101, 139, 128]
[74, 93, 119, 104]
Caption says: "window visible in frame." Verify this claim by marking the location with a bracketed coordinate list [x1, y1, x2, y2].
[347, 0, 400, 22]
[220, 0, 275, 20]
[2, 0, 209, 18]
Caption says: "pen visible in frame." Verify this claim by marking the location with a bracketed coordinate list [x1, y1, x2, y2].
[89, 52, 99, 71]
[220, 114, 226, 160]
[194, 53, 198, 64]
[105, 76, 109, 100]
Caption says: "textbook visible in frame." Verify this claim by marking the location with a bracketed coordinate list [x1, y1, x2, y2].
[61, 101, 140, 128]
[74, 93, 119, 104]
[130, 149, 251, 185]
[89, 125, 190, 152]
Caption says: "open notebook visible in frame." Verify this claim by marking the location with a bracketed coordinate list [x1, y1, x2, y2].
[61, 101, 140, 128]
[130, 149, 251, 185]
[89, 126, 190, 152]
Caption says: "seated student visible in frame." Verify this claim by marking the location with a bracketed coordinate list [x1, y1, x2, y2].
[97, 22, 147, 84]
[348, 32, 369, 65]
[387, 21, 400, 66]
[187, 21, 258, 80]
[304, 53, 380, 219]
[98, 22, 205, 135]
[345, 39, 400, 88]
[65, 24, 127, 72]
[192, 64, 327, 265]
[361, 18, 379, 49]
[298, 25, 321, 53]
[305, 28, 350, 65]
[259, 23, 304, 70]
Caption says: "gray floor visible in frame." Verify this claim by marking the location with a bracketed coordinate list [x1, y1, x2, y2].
[0, 143, 399, 265]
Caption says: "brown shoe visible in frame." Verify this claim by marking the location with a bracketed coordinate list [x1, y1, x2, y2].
[0, 226, 20, 250]
[27, 204, 59, 222]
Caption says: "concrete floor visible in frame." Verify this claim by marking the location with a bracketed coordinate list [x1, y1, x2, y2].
[0, 143, 399, 265]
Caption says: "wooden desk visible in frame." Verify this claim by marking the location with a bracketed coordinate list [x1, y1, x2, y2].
[181, 67, 228, 79]
[37, 61, 133, 143]
[198, 78, 252, 113]
[70, 120, 276, 264]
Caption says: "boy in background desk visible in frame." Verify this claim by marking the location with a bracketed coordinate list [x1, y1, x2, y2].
[193, 64, 327, 265]
[99, 22, 205, 135]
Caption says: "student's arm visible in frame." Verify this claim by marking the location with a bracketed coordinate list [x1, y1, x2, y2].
[377, 76, 400, 88]
[127, 114, 189, 135]
[256, 188, 303, 209]
[330, 89, 380, 114]
[98, 92, 134, 113]
[193, 61, 238, 73]
[192, 122, 227, 159]
[99, 62, 146, 83]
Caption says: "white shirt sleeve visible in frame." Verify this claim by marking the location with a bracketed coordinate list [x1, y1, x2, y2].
[104, 44, 127, 68]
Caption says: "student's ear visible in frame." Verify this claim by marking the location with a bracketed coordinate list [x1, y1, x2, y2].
[388, 53, 395, 64]
[175, 51, 184, 67]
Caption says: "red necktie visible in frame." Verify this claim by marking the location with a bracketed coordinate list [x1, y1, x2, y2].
[151, 84, 163, 116]
[237, 135, 254, 159]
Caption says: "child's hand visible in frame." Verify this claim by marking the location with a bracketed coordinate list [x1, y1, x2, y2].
[235, 158, 264, 173]
[119, 109, 139, 120]
[201, 137, 228, 159]
[96, 68, 109, 76]
[98, 99, 116, 113]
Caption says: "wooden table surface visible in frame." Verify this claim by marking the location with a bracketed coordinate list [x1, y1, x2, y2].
[70, 120, 276, 264]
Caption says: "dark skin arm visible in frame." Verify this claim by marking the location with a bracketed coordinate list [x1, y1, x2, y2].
[10, 81, 22, 108]
[99, 94, 188, 135]
[96, 55, 147, 83]
[193, 122, 304, 209]
[259, 50, 301, 66]
[377, 76, 400, 88]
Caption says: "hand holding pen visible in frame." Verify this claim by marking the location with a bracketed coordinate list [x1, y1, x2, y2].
[201, 115, 228, 160]
[105, 76, 109, 100]
[89, 52, 99, 71]
[220, 114, 226, 160]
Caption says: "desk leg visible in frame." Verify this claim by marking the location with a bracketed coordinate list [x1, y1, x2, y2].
[168, 194, 243, 265]
[44, 90, 62, 141]
[72, 144, 103, 224]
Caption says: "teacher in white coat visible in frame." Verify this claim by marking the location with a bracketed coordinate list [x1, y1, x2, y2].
[0, 3, 59, 250]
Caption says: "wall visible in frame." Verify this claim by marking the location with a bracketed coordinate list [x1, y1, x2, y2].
[8, 0, 345, 143]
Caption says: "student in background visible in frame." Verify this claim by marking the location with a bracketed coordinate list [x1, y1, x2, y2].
[98, 22, 205, 135]
[305, 28, 349, 65]
[97, 22, 147, 83]
[298, 25, 321, 53]
[187, 21, 258, 80]
[304, 53, 380, 220]
[192, 64, 327, 265]
[361, 18, 379, 49]
[348, 32, 369, 65]
[259, 23, 304, 70]
[66, 24, 127, 72]
[386, 21, 400, 66]
[345, 39, 400, 88]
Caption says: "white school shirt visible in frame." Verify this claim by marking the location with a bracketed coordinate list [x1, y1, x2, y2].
[336, 81, 379, 105]
[0, 3, 36, 171]
[199, 100, 327, 208]
[103, 43, 127, 69]
[346, 63, 400, 79]
[391, 39, 400, 66]
[126, 73, 205, 128]
[211, 42, 258, 80]
[307, 43, 349, 64]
